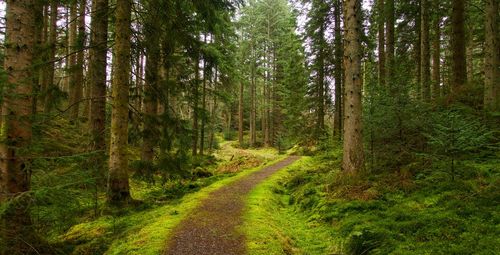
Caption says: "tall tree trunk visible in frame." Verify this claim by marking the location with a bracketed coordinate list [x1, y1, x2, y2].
[250, 56, 256, 147]
[431, 0, 441, 100]
[200, 36, 208, 156]
[466, 26, 474, 81]
[377, 0, 386, 87]
[451, 0, 467, 95]
[192, 56, 200, 155]
[421, 0, 431, 102]
[316, 24, 325, 136]
[385, 0, 395, 89]
[67, 1, 77, 111]
[334, 0, 343, 138]
[484, 0, 499, 111]
[141, 0, 159, 174]
[69, 0, 86, 120]
[1, 0, 37, 252]
[238, 81, 244, 146]
[89, 0, 108, 152]
[43, 1, 58, 113]
[342, 0, 364, 174]
[415, 0, 422, 99]
[108, 0, 132, 205]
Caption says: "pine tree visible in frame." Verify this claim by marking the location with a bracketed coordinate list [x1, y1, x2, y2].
[342, 0, 365, 174]
[108, 0, 132, 205]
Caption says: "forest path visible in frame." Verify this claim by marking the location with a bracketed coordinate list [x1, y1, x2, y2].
[164, 156, 300, 255]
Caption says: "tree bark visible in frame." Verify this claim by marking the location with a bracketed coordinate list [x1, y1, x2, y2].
[67, 1, 78, 113]
[238, 81, 244, 146]
[415, 0, 422, 99]
[141, 0, 160, 174]
[431, 0, 441, 100]
[200, 36, 208, 156]
[377, 0, 386, 87]
[484, 0, 499, 111]
[421, 0, 431, 102]
[43, 1, 58, 113]
[316, 23, 326, 136]
[69, 0, 86, 120]
[385, 0, 395, 89]
[192, 56, 200, 156]
[250, 53, 256, 147]
[451, 0, 467, 95]
[334, 0, 343, 139]
[342, 0, 365, 174]
[1, 0, 37, 252]
[89, 0, 108, 152]
[108, 0, 132, 205]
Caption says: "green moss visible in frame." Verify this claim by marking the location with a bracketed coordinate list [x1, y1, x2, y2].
[63, 156, 287, 255]
[243, 157, 340, 255]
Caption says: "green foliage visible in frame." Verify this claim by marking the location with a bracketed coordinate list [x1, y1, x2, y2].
[425, 107, 496, 180]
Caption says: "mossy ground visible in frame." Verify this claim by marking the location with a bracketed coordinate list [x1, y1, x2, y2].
[245, 143, 499, 254]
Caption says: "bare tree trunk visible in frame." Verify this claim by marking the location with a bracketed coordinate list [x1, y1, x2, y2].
[192, 56, 200, 156]
[484, 0, 499, 111]
[432, 0, 441, 100]
[415, 0, 422, 99]
[141, 0, 160, 174]
[200, 36, 208, 156]
[108, 0, 132, 205]
[377, 0, 386, 87]
[334, 0, 343, 139]
[250, 58, 256, 147]
[43, 0, 58, 113]
[1, 0, 37, 252]
[451, 0, 467, 95]
[238, 81, 244, 146]
[421, 0, 431, 102]
[89, 0, 108, 152]
[385, 0, 395, 89]
[316, 24, 326, 137]
[68, 1, 78, 113]
[342, 0, 364, 174]
[69, 0, 86, 120]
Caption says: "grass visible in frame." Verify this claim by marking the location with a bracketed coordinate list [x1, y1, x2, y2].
[242, 156, 340, 255]
[62, 153, 287, 255]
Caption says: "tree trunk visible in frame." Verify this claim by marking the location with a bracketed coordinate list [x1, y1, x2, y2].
[334, 0, 343, 139]
[1, 0, 37, 252]
[316, 24, 325, 136]
[484, 0, 499, 111]
[43, 0, 58, 113]
[67, 1, 77, 113]
[200, 36, 208, 156]
[108, 0, 132, 205]
[421, 0, 431, 102]
[89, 0, 108, 152]
[342, 0, 364, 174]
[415, 0, 422, 99]
[141, 0, 160, 174]
[385, 0, 395, 89]
[377, 0, 386, 87]
[238, 81, 244, 146]
[69, 0, 86, 120]
[451, 0, 467, 95]
[250, 57, 256, 147]
[192, 56, 200, 156]
[431, 0, 441, 100]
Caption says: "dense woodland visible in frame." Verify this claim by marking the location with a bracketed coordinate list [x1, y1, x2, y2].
[0, 0, 498, 254]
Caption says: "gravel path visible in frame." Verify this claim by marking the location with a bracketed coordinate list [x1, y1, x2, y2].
[164, 156, 300, 255]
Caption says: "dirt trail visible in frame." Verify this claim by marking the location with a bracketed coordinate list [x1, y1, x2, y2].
[164, 156, 300, 255]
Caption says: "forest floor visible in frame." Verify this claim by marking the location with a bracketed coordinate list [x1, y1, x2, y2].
[164, 156, 300, 255]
